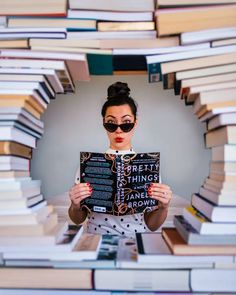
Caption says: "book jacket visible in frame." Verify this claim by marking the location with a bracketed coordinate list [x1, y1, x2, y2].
[80, 152, 160, 215]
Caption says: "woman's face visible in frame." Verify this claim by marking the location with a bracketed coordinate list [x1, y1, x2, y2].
[104, 104, 137, 150]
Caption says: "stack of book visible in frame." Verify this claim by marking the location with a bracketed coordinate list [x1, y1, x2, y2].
[0, 15, 93, 268]
[2, 0, 236, 77]
[155, 0, 236, 36]
[1, 230, 235, 292]
[68, 0, 155, 33]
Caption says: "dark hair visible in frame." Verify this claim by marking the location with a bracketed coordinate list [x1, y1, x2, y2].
[101, 81, 138, 120]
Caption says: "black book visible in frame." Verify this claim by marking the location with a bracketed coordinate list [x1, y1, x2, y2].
[113, 55, 147, 71]
[80, 152, 160, 215]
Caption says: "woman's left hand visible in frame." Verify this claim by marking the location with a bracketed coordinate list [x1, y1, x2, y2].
[148, 183, 172, 209]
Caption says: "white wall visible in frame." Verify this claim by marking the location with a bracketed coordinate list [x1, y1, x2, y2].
[31, 75, 211, 200]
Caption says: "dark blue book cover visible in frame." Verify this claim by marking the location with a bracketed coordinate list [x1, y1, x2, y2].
[80, 152, 160, 215]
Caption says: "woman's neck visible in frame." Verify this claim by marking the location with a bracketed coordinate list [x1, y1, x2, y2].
[109, 144, 132, 151]
[106, 147, 135, 154]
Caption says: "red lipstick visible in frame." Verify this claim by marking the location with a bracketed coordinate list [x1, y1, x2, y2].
[115, 137, 124, 143]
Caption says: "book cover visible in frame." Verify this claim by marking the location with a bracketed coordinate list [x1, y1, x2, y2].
[87, 53, 113, 75]
[80, 152, 160, 215]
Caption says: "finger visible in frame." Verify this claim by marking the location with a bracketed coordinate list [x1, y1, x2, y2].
[71, 182, 91, 192]
[72, 182, 91, 189]
[70, 190, 92, 200]
[70, 184, 92, 195]
[149, 191, 171, 200]
[148, 188, 172, 198]
[150, 183, 170, 190]
[148, 187, 172, 196]
[148, 189, 172, 202]
[72, 193, 92, 206]
[151, 195, 170, 204]
[70, 188, 93, 201]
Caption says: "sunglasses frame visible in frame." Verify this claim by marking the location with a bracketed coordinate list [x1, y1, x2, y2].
[103, 122, 135, 133]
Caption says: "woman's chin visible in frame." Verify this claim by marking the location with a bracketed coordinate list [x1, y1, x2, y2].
[111, 142, 130, 151]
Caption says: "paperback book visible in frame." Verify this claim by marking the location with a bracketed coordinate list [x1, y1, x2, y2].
[80, 152, 160, 215]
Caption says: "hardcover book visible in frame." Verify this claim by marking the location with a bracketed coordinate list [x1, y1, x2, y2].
[80, 151, 160, 215]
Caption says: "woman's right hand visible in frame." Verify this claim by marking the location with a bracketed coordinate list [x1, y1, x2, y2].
[69, 182, 93, 209]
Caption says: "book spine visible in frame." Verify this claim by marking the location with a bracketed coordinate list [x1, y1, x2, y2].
[116, 156, 124, 211]
[147, 62, 162, 83]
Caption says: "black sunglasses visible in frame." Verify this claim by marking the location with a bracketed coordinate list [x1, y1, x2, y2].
[103, 122, 135, 133]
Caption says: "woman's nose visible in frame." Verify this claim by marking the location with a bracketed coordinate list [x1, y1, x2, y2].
[115, 126, 122, 133]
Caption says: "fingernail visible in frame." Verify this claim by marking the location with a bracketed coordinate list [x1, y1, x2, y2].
[150, 183, 153, 187]
[87, 183, 90, 186]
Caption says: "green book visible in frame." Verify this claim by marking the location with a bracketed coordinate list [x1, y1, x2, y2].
[87, 53, 113, 75]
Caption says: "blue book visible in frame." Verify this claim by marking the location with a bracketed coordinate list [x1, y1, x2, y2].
[80, 151, 160, 215]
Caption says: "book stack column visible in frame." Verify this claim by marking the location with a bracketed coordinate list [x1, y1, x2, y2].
[145, 2, 236, 293]
[0, 1, 94, 287]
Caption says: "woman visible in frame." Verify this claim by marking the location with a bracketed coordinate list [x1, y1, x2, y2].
[69, 82, 172, 237]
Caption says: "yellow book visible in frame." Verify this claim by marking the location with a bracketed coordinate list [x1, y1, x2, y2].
[0, 39, 29, 49]
[156, 5, 236, 36]
[162, 227, 236, 255]
[0, 94, 44, 114]
[0, 268, 92, 289]
[0, 99, 41, 119]
[197, 101, 236, 118]
[1, 0, 67, 16]
[0, 141, 32, 158]
[98, 21, 155, 31]
[0, 170, 30, 179]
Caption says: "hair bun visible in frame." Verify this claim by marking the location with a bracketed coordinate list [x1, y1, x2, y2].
[107, 81, 130, 100]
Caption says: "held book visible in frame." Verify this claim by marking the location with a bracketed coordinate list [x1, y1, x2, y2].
[80, 151, 160, 215]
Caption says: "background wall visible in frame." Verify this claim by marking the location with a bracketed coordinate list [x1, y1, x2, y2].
[31, 75, 211, 201]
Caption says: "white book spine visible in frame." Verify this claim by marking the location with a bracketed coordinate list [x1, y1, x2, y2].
[0, 126, 36, 148]
[181, 27, 236, 45]
[191, 269, 236, 292]
[146, 44, 236, 64]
